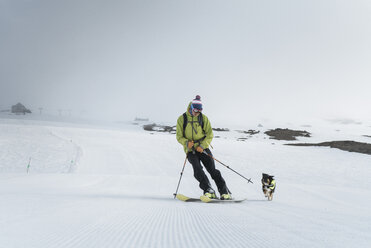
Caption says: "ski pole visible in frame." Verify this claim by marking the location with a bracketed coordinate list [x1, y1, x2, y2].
[203, 151, 253, 184]
[173, 154, 188, 198]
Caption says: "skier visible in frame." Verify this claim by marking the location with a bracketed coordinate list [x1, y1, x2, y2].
[176, 95, 232, 200]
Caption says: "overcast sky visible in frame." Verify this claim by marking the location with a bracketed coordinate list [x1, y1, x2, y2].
[1, 0, 370, 125]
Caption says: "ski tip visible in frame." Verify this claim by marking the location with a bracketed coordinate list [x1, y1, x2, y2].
[176, 194, 201, 202]
[176, 194, 190, 201]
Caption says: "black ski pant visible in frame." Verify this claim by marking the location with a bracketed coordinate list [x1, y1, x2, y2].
[187, 149, 229, 195]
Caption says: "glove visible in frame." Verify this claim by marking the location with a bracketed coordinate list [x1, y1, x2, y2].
[187, 141, 194, 149]
[196, 146, 204, 153]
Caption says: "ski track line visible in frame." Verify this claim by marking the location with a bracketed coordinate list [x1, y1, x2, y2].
[194, 204, 269, 248]
[92, 201, 177, 248]
[73, 205, 144, 248]
[2, 199, 88, 248]
[48, 195, 155, 247]
[121, 201, 271, 248]
[47, 128, 82, 173]
[61, 212, 127, 248]
[190, 202, 292, 248]
[184, 206, 243, 248]
[175, 204, 208, 248]
[128, 204, 165, 247]
[75, 201, 165, 248]
[1, 192, 93, 231]
[131, 199, 289, 248]
[117, 204, 161, 248]
[39, 201, 138, 248]
[30, 201, 99, 248]
[173, 204, 213, 248]
[239, 202, 308, 244]
[116, 202, 206, 248]
[158, 203, 208, 248]
[277, 204, 370, 246]
[231, 201, 346, 247]
[224, 203, 297, 248]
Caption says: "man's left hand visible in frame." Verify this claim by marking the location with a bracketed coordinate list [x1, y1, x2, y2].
[196, 146, 204, 153]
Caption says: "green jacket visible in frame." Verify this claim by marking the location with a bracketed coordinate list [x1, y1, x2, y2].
[176, 102, 214, 153]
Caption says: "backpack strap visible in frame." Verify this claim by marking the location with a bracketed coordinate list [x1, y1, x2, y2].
[198, 113, 204, 130]
[182, 112, 187, 137]
[183, 112, 205, 138]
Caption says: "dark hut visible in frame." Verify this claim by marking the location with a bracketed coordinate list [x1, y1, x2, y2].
[11, 103, 32, 115]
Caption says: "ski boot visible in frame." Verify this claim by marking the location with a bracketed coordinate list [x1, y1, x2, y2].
[203, 188, 216, 199]
[220, 193, 232, 200]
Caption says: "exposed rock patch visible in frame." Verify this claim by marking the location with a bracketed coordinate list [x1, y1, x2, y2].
[236, 130, 260, 135]
[143, 123, 176, 133]
[265, 128, 311, 140]
[144, 124, 230, 134]
[236, 130, 260, 142]
[287, 141, 371, 155]
[213, 128, 230, 132]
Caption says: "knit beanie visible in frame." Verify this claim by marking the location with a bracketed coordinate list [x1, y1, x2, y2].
[191, 95, 203, 110]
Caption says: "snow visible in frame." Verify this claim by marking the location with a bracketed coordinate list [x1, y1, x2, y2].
[0, 115, 370, 248]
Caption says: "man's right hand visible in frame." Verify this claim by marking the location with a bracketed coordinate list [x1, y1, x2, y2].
[187, 141, 194, 149]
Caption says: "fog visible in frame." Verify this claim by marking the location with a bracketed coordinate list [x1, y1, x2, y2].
[1, 0, 371, 125]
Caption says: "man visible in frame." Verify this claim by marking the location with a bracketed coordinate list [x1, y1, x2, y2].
[176, 95, 231, 200]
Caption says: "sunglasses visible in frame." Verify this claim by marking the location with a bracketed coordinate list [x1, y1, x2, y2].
[192, 108, 202, 113]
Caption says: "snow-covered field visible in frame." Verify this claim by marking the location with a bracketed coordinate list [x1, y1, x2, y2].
[1, 115, 370, 248]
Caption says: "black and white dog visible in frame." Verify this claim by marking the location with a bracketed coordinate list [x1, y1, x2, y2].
[262, 173, 276, 201]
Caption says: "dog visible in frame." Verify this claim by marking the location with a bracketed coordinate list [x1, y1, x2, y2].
[262, 173, 276, 201]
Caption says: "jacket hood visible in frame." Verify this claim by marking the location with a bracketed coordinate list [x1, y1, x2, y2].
[186, 102, 192, 115]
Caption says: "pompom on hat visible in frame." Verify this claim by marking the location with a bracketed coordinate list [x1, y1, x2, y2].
[191, 95, 203, 111]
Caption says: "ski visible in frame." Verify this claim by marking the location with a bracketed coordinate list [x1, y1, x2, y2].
[176, 194, 246, 203]
[200, 195, 246, 203]
[175, 194, 201, 202]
